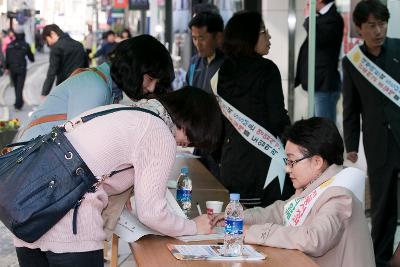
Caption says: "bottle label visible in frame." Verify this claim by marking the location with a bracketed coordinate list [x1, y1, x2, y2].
[176, 189, 192, 202]
[225, 219, 243, 235]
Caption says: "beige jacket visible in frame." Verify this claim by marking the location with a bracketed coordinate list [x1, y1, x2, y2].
[244, 165, 375, 267]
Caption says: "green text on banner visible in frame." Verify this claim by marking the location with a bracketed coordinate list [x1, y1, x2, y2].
[283, 167, 365, 226]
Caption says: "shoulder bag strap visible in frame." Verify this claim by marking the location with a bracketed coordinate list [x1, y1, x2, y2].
[4, 107, 161, 155]
[76, 107, 163, 185]
[78, 107, 161, 124]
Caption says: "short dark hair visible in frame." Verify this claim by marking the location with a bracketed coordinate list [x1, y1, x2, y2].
[104, 30, 115, 39]
[282, 117, 344, 166]
[109, 34, 174, 100]
[322, 0, 335, 4]
[157, 86, 222, 152]
[188, 12, 224, 34]
[42, 24, 64, 40]
[353, 0, 390, 27]
[223, 11, 262, 58]
[192, 3, 219, 15]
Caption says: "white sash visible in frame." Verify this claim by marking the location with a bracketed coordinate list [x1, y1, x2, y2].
[347, 45, 400, 107]
[283, 167, 366, 226]
[210, 71, 287, 192]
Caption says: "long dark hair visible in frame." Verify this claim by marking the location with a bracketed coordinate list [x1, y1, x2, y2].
[157, 86, 222, 152]
[283, 117, 344, 166]
[109, 35, 174, 100]
[223, 11, 263, 58]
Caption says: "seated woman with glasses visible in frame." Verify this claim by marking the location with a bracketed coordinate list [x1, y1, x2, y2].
[211, 117, 375, 267]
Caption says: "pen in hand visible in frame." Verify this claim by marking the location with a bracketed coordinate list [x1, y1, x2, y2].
[196, 202, 202, 215]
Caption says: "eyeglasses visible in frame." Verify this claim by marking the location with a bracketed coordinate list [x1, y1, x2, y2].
[284, 156, 311, 168]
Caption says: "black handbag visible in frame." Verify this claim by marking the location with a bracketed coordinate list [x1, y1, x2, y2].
[0, 107, 160, 243]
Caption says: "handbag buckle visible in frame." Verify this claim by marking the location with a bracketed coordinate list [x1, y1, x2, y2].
[64, 119, 82, 132]
[51, 131, 58, 141]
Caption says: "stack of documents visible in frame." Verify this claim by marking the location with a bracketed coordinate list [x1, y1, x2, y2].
[167, 244, 266, 261]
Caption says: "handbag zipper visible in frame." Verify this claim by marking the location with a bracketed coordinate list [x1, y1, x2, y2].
[72, 197, 84, 235]
[18, 180, 56, 205]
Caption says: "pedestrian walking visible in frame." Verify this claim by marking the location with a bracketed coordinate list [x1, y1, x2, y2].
[41, 24, 88, 97]
[5, 31, 34, 110]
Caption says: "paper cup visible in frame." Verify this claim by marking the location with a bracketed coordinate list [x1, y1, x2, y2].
[206, 201, 223, 215]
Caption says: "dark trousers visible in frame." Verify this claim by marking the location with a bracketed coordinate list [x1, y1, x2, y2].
[16, 247, 103, 267]
[369, 132, 400, 267]
[10, 70, 27, 109]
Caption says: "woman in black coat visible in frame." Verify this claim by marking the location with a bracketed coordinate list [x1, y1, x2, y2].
[217, 11, 293, 208]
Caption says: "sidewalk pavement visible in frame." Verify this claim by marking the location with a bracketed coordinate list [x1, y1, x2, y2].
[0, 53, 49, 122]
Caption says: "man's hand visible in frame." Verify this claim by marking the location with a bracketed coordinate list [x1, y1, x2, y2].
[347, 151, 358, 163]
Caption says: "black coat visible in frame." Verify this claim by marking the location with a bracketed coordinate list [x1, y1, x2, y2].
[295, 4, 344, 92]
[5, 34, 34, 73]
[42, 34, 88, 96]
[217, 56, 292, 207]
[342, 38, 400, 170]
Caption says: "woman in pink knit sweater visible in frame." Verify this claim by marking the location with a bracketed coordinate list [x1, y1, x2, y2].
[14, 86, 222, 267]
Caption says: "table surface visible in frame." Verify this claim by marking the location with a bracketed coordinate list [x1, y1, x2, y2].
[130, 236, 318, 267]
[129, 157, 317, 267]
[169, 157, 230, 215]
[169, 157, 227, 191]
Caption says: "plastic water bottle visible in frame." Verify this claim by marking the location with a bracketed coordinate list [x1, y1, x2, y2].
[223, 193, 244, 257]
[176, 167, 192, 213]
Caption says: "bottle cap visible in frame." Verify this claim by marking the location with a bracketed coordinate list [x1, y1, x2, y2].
[181, 167, 189, 174]
[229, 193, 240, 201]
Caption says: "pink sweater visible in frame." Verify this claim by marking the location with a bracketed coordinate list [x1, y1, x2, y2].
[14, 105, 197, 252]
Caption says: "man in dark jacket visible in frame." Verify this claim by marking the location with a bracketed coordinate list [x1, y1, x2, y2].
[186, 11, 225, 178]
[5, 31, 34, 110]
[342, 1, 400, 266]
[41, 24, 88, 96]
[186, 11, 224, 94]
[295, 0, 344, 122]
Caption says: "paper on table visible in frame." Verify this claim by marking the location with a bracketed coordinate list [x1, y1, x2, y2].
[167, 179, 177, 189]
[167, 244, 266, 261]
[114, 189, 226, 243]
[114, 190, 187, 242]
[176, 146, 199, 158]
[176, 227, 225, 242]
[176, 152, 200, 159]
